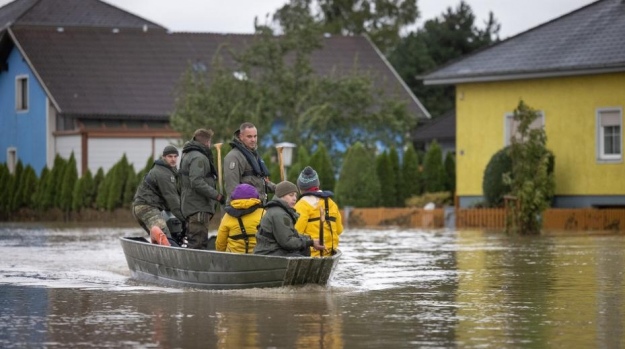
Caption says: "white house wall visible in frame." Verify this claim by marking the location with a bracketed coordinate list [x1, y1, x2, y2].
[56, 134, 81, 175]
[88, 137, 181, 174]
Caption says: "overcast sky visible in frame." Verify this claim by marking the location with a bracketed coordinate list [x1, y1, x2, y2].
[0, 0, 598, 39]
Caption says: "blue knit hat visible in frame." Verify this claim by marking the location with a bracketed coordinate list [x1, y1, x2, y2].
[297, 166, 320, 191]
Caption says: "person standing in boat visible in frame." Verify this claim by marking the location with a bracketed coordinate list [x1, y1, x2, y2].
[254, 181, 325, 257]
[132, 145, 183, 246]
[294, 166, 343, 257]
[215, 183, 264, 254]
[179, 128, 226, 249]
[223, 122, 276, 204]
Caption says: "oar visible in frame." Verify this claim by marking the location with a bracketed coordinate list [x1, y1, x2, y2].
[319, 205, 325, 256]
[276, 146, 285, 181]
[214, 142, 223, 194]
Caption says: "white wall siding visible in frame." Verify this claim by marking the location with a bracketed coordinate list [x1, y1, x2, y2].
[56, 134, 82, 175]
[88, 137, 181, 174]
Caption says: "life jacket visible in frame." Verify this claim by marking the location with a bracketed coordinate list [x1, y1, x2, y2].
[224, 203, 262, 254]
[301, 190, 337, 255]
[229, 139, 270, 178]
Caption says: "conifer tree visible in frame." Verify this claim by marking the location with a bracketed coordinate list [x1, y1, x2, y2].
[123, 169, 137, 209]
[444, 152, 456, 194]
[91, 168, 104, 209]
[105, 155, 131, 210]
[7, 161, 23, 212]
[13, 164, 38, 211]
[33, 167, 50, 210]
[309, 142, 335, 192]
[402, 143, 422, 200]
[376, 151, 395, 207]
[0, 163, 9, 215]
[335, 142, 380, 207]
[422, 141, 446, 193]
[59, 153, 78, 213]
[72, 169, 94, 211]
[388, 147, 404, 206]
[44, 155, 68, 209]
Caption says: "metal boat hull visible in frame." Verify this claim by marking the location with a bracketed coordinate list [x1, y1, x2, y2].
[120, 237, 341, 290]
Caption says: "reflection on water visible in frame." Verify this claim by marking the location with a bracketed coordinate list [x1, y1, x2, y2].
[0, 224, 624, 348]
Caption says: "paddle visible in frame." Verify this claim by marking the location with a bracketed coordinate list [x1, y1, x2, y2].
[214, 142, 223, 194]
[276, 146, 285, 181]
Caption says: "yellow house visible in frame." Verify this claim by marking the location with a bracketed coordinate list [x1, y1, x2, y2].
[423, 0, 624, 208]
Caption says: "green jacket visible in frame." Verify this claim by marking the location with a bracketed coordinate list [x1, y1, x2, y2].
[223, 132, 276, 203]
[253, 198, 313, 256]
[132, 159, 183, 221]
[179, 140, 220, 218]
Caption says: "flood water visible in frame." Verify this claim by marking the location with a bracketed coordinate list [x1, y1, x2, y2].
[1, 224, 624, 349]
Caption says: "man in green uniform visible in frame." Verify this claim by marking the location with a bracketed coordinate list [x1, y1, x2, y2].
[223, 122, 276, 204]
[132, 145, 183, 245]
[179, 129, 225, 249]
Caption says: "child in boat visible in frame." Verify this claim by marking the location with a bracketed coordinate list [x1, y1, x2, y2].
[216, 184, 264, 254]
[294, 166, 343, 257]
[253, 181, 324, 256]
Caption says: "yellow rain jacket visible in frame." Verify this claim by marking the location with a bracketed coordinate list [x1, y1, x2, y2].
[216, 198, 264, 253]
[294, 191, 343, 257]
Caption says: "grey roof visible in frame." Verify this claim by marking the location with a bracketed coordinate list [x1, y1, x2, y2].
[8, 26, 429, 120]
[424, 0, 625, 85]
[412, 110, 455, 143]
[0, 0, 164, 30]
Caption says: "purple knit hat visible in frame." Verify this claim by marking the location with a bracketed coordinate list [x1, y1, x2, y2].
[230, 183, 259, 200]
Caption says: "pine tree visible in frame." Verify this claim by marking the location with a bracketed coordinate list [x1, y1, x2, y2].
[335, 142, 380, 207]
[444, 152, 456, 194]
[422, 141, 446, 193]
[92, 167, 106, 209]
[0, 163, 9, 215]
[44, 155, 68, 209]
[376, 151, 395, 207]
[8, 161, 24, 212]
[402, 143, 422, 201]
[13, 164, 38, 210]
[388, 147, 404, 207]
[33, 167, 50, 210]
[59, 153, 78, 213]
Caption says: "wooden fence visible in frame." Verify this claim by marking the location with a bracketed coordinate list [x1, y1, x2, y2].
[341, 207, 625, 231]
[342, 208, 445, 229]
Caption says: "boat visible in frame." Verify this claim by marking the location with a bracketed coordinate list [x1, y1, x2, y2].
[120, 236, 341, 290]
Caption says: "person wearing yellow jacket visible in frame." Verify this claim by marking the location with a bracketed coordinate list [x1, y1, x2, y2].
[216, 183, 264, 253]
[294, 166, 343, 257]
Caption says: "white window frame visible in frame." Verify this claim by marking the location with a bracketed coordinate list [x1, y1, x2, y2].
[596, 108, 622, 162]
[7, 147, 17, 174]
[15, 75, 29, 112]
[504, 111, 545, 146]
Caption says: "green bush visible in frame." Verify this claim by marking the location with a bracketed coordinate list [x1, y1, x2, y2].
[482, 147, 512, 207]
[405, 191, 453, 208]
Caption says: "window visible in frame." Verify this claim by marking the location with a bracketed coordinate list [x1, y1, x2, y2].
[7, 148, 17, 174]
[504, 112, 544, 146]
[16, 75, 28, 111]
[597, 109, 622, 161]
